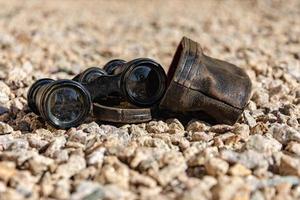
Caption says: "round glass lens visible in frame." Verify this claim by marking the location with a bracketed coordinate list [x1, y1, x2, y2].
[47, 87, 85, 123]
[126, 65, 161, 103]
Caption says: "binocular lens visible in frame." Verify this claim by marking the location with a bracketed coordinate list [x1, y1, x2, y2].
[47, 87, 86, 124]
[125, 64, 166, 106]
[28, 79, 92, 129]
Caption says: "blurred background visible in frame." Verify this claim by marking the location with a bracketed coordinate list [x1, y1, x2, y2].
[0, 0, 299, 82]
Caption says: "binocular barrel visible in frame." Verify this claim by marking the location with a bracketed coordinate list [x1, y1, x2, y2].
[76, 58, 167, 107]
[27, 79, 92, 129]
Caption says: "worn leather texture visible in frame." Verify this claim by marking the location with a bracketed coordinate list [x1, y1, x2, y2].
[160, 37, 252, 125]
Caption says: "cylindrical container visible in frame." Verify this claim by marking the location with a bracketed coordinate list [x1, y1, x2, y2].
[159, 37, 252, 125]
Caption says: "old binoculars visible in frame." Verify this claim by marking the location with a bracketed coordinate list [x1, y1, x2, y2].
[28, 37, 252, 129]
[28, 58, 167, 128]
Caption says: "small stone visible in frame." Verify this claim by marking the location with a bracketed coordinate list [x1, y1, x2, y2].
[27, 134, 49, 150]
[170, 134, 190, 150]
[251, 191, 265, 200]
[138, 187, 162, 199]
[9, 170, 38, 198]
[98, 124, 118, 135]
[247, 175, 300, 190]
[167, 118, 185, 135]
[221, 149, 268, 169]
[286, 142, 300, 156]
[50, 178, 70, 199]
[186, 121, 209, 132]
[33, 128, 56, 141]
[209, 124, 233, 134]
[0, 181, 7, 193]
[44, 136, 67, 157]
[0, 81, 10, 105]
[252, 89, 269, 106]
[246, 134, 282, 154]
[71, 181, 104, 200]
[279, 155, 300, 176]
[187, 146, 218, 167]
[27, 154, 54, 175]
[129, 124, 148, 137]
[270, 123, 300, 145]
[81, 122, 104, 135]
[211, 176, 250, 200]
[146, 121, 169, 133]
[53, 149, 69, 163]
[215, 132, 235, 142]
[8, 138, 29, 150]
[251, 122, 269, 135]
[148, 152, 187, 186]
[205, 157, 229, 176]
[55, 153, 86, 178]
[229, 164, 251, 176]
[180, 184, 212, 200]
[0, 161, 16, 182]
[243, 110, 257, 128]
[101, 184, 135, 200]
[130, 170, 157, 188]
[97, 156, 130, 188]
[191, 132, 213, 142]
[10, 97, 25, 116]
[0, 122, 13, 135]
[68, 129, 90, 144]
[40, 172, 54, 196]
[233, 124, 250, 141]
[86, 147, 106, 166]
[0, 134, 14, 150]
[276, 182, 292, 195]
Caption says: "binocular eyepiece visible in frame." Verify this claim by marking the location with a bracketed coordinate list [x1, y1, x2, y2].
[75, 58, 167, 107]
[28, 58, 167, 129]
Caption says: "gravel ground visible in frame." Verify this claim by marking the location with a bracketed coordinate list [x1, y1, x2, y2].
[0, 0, 300, 199]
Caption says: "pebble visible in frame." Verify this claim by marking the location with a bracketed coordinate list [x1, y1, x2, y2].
[270, 123, 300, 144]
[55, 153, 86, 178]
[191, 132, 213, 142]
[44, 136, 67, 157]
[233, 124, 250, 141]
[252, 89, 269, 106]
[279, 155, 300, 176]
[0, 161, 16, 183]
[211, 176, 250, 200]
[205, 157, 229, 176]
[243, 110, 257, 128]
[186, 121, 209, 132]
[209, 124, 233, 134]
[86, 147, 106, 166]
[229, 164, 251, 176]
[71, 181, 104, 200]
[0, 81, 10, 105]
[0, 122, 13, 135]
[220, 149, 268, 169]
[246, 134, 282, 154]
[146, 121, 169, 133]
[285, 141, 300, 156]
[0, 134, 14, 150]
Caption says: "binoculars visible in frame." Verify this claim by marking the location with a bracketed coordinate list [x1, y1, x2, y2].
[28, 58, 167, 128]
[28, 37, 252, 129]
